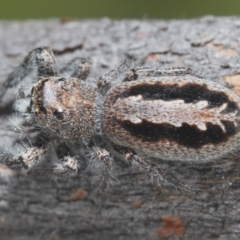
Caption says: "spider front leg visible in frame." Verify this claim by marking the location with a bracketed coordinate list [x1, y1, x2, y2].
[0, 144, 78, 177]
[124, 67, 194, 81]
[0, 145, 47, 174]
[0, 47, 59, 100]
[89, 147, 114, 201]
[50, 143, 78, 177]
[97, 60, 130, 95]
[115, 146, 195, 194]
[60, 58, 91, 80]
[46, 154, 78, 177]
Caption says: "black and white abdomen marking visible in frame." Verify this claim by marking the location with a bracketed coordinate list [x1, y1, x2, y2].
[102, 76, 240, 161]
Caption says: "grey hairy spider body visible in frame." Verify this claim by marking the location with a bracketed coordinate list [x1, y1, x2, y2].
[1, 46, 240, 197]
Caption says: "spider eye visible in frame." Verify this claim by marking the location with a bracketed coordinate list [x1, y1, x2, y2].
[53, 110, 63, 120]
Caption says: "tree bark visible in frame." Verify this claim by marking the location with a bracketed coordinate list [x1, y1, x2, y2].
[1, 16, 240, 240]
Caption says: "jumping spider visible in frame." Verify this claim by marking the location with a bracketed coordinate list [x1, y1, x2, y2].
[0, 47, 240, 197]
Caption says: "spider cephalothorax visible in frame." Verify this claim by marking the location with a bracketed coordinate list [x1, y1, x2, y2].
[31, 76, 97, 142]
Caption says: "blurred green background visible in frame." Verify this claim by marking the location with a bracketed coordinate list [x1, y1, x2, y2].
[0, 0, 240, 19]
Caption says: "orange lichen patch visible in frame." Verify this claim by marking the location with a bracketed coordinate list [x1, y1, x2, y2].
[146, 53, 162, 61]
[131, 201, 144, 208]
[217, 48, 237, 57]
[199, 183, 209, 190]
[138, 32, 147, 39]
[223, 74, 240, 96]
[70, 188, 88, 201]
[164, 195, 187, 202]
[207, 43, 238, 57]
[156, 216, 184, 238]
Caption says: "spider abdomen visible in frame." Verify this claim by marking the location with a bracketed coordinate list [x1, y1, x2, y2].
[102, 75, 240, 161]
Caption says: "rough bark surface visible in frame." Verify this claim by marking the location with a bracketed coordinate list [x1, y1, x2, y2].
[1, 17, 240, 240]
